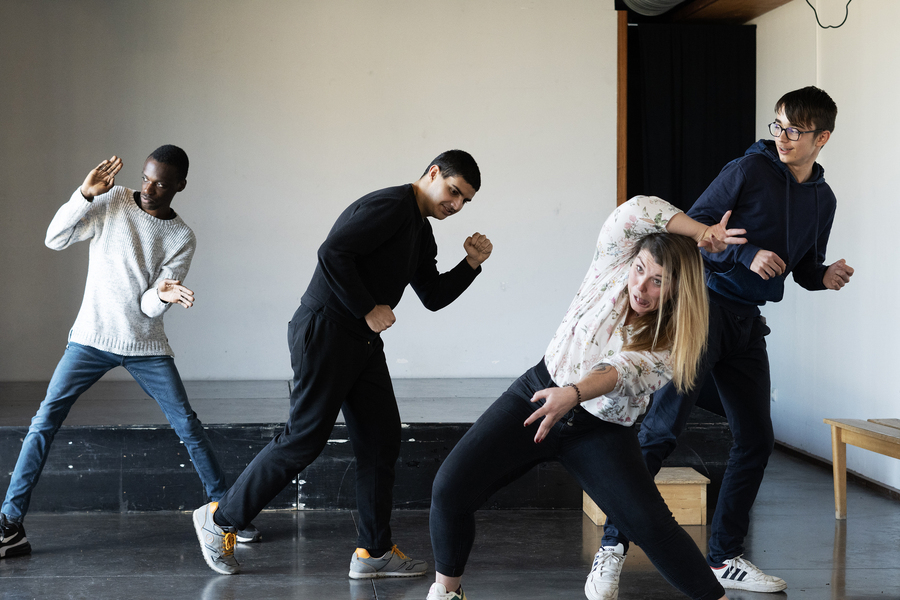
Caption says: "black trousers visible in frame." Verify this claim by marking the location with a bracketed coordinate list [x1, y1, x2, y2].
[603, 299, 773, 563]
[217, 305, 401, 550]
[430, 360, 725, 600]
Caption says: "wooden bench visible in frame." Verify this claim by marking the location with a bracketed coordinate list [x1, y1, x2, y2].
[823, 418, 900, 519]
[583, 467, 710, 526]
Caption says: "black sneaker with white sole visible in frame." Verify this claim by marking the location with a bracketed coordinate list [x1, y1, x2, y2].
[236, 522, 262, 543]
[0, 514, 32, 559]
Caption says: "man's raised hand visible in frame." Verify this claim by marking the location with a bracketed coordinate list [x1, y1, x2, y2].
[750, 250, 786, 280]
[80, 156, 123, 200]
[464, 232, 493, 269]
[824, 258, 854, 290]
[157, 279, 195, 308]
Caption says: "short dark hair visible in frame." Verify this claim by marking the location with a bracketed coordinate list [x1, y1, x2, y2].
[775, 86, 837, 133]
[149, 144, 190, 180]
[422, 149, 481, 192]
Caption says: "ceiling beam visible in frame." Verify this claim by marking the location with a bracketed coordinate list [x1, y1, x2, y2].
[671, 0, 794, 23]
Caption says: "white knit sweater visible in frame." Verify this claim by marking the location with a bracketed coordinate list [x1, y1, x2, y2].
[45, 186, 196, 357]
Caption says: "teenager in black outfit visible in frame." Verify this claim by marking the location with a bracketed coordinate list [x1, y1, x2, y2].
[193, 150, 492, 578]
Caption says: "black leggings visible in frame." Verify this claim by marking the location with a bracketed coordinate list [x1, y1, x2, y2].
[429, 359, 725, 600]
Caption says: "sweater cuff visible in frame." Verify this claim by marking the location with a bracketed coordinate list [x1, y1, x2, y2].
[735, 243, 762, 270]
[141, 287, 170, 317]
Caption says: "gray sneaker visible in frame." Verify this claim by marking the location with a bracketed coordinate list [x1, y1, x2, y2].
[193, 502, 240, 575]
[348, 545, 427, 579]
[584, 544, 626, 600]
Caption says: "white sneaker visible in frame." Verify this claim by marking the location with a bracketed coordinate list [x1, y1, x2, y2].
[585, 544, 626, 600]
[710, 555, 786, 592]
[426, 582, 468, 599]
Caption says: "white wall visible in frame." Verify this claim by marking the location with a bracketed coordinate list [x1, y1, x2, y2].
[0, 1, 618, 381]
[12, 0, 893, 490]
[754, 0, 900, 490]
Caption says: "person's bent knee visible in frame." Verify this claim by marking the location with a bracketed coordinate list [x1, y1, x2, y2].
[27, 416, 62, 438]
[638, 416, 679, 445]
[431, 466, 472, 515]
[732, 426, 775, 465]
[618, 506, 684, 553]
[431, 470, 455, 510]
[173, 415, 208, 443]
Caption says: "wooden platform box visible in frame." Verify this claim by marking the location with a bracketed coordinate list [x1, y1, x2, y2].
[583, 467, 710, 526]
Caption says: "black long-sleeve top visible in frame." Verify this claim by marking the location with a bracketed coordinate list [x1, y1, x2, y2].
[300, 184, 481, 339]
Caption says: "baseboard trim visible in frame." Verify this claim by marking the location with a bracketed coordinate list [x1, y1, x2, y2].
[775, 440, 900, 503]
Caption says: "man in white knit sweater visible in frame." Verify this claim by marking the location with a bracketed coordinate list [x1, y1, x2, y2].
[0, 145, 257, 559]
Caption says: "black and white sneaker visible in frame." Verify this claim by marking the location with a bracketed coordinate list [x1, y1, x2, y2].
[236, 522, 262, 544]
[710, 555, 787, 592]
[0, 514, 31, 558]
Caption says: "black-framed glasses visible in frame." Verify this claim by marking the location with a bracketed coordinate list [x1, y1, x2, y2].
[768, 122, 822, 141]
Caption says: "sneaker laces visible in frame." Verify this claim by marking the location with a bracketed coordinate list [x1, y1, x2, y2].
[591, 549, 624, 579]
[726, 555, 774, 579]
[222, 532, 236, 555]
[390, 545, 408, 559]
[732, 556, 755, 568]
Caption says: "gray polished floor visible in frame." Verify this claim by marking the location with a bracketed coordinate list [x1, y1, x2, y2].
[1, 449, 898, 599]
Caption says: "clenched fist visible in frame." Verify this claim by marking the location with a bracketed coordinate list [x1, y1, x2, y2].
[464, 232, 492, 269]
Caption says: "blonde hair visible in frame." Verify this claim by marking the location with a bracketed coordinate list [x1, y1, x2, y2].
[622, 233, 709, 393]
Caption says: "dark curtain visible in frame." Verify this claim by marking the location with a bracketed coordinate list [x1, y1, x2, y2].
[627, 23, 756, 212]
[628, 24, 756, 416]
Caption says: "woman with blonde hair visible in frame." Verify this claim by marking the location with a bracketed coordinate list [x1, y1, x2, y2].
[426, 196, 742, 600]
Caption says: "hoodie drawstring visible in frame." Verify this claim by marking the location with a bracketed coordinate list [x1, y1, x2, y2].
[784, 172, 791, 271]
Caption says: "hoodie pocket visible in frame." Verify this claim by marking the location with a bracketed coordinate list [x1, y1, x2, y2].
[707, 264, 784, 305]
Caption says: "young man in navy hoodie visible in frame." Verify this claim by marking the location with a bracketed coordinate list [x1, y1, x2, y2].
[589, 87, 854, 598]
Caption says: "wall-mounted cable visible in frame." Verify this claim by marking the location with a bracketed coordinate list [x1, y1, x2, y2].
[806, 0, 852, 29]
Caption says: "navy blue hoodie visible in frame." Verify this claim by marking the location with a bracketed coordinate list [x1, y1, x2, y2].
[687, 139, 836, 315]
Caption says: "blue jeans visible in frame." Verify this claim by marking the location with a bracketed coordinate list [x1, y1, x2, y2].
[430, 359, 725, 600]
[602, 300, 774, 564]
[2, 342, 228, 521]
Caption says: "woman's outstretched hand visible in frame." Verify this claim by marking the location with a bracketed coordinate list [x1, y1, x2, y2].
[524, 386, 580, 444]
[698, 210, 747, 253]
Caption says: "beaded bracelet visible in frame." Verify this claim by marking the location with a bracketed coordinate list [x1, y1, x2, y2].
[564, 382, 582, 403]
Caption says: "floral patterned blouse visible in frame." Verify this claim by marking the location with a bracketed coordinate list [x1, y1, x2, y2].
[543, 196, 682, 426]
